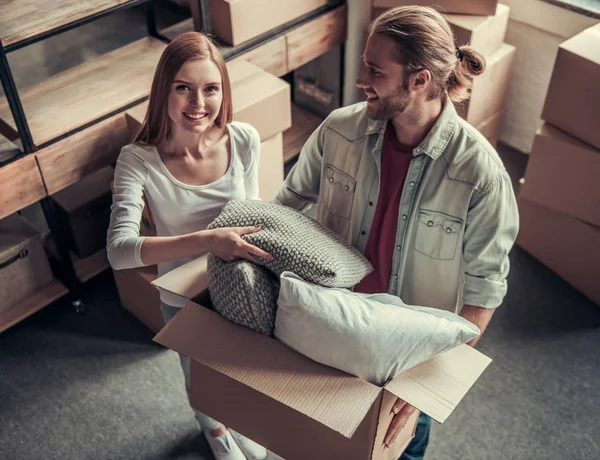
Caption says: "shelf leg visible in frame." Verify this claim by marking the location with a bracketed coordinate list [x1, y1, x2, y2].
[40, 197, 83, 305]
[0, 42, 35, 153]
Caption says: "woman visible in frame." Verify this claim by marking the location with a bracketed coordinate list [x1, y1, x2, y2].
[107, 32, 271, 460]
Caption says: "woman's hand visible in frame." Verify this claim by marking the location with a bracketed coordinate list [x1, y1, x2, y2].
[207, 225, 273, 264]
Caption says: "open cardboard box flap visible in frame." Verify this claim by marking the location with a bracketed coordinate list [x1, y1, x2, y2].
[153, 255, 492, 437]
[385, 345, 491, 423]
[152, 254, 209, 301]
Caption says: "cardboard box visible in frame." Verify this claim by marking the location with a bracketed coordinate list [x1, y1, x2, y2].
[228, 60, 292, 141]
[516, 198, 600, 306]
[258, 133, 284, 201]
[519, 124, 600, 228]
[125, 102, 147, 141]
[152, 258, 492, 460]
[475, 111, 503, 149]
[372, 0, 498, 16]
[455, 43, 515, 127]
[447, 4, 509, 57]
[113, 265, 164, 334]
[541, 23, 600, 150]
[52, 166, 114, 258]
[209, 0, 328, 46]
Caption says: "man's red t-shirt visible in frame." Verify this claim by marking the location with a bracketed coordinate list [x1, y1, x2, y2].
[354, 122, 414, 294]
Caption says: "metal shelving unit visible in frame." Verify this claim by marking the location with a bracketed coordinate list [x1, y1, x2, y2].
[0, 0, 347, 326]
[0, 0, 168, 315]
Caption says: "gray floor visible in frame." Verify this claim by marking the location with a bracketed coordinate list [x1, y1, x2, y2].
[1, 5, 600, 460]
[1, 203, 599, 460]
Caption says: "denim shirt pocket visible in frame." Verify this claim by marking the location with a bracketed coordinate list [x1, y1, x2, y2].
[321, 164, 356, 219]
[414, 209, 463, 260]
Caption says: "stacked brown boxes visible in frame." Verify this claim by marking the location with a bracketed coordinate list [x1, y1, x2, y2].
[517, 24, 600, 306]
[227, 60, 291, 201]
[371, 1, 513, 148]
[114, 60, 291, 333]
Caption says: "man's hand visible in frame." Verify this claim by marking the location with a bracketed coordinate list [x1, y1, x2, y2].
[460, 304, 496, 348]
[384, 398, 417, 448]
[383, 305, 493, 448]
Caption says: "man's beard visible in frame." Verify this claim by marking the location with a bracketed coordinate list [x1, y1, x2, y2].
[366, 85, 410, 120]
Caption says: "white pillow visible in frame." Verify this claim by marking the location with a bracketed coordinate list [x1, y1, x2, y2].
[274, 272, 480, 386]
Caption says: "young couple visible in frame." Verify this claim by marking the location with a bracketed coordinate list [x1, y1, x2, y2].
[108, 6, 518, 460]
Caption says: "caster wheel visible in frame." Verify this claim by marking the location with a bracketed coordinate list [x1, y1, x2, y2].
[72, 299, 87, 315]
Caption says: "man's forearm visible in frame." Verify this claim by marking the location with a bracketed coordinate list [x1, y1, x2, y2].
[460, 304, 496, 347]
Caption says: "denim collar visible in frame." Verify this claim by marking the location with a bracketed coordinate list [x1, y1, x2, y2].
[364, 100, 458, 159]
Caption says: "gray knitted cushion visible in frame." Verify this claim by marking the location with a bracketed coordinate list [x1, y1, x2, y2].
[207, 200, 373, 287]
[208, 255, 280, 336]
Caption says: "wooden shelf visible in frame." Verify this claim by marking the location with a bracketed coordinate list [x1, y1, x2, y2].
[283, 104, 323, 163]
[220, 5, 346, 76]
[35, 110, 130, 196]
[0, 153, 47, 221]
[228, 36, 288, 78]
[0, 36, 166, 147]
[0, 279, 68, 334]
[0, 0, 142, 48]
[286, 5, 347, 72]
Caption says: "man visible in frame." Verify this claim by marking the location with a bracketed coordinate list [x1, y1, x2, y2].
[273, 6, 519, 460]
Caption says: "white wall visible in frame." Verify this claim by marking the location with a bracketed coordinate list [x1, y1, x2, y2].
[343, 0, 372, 106]
[343, 0, 598, 154]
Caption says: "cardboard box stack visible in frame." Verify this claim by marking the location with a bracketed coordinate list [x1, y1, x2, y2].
[517, 24, 600, 306]
[371, 1, 514, 148]
[227, 59, 291, 201]
[115, 60, 291, 332]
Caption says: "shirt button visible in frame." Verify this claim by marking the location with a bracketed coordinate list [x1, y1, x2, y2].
[396, 245, 401, 250]
[446, 227, 452, 233]
[361, 231, 366, 236]
[427, 220, 434, 227]
[344, 185, 349, 191]
[409, 181, 415, 186]
[328, 177, 334, 183]
[394, 275, 398, 280]
[402, 214, 407, 220]
[369, 201, 373, 206]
